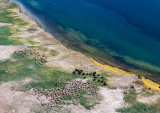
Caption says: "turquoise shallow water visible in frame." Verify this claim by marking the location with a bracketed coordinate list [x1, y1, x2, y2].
[11, 0, 160, 80]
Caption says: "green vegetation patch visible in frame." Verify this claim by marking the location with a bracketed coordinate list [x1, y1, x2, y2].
[123, 89, 137, 104]
[117, 103, 159, 113]
[0, 2, 27, 24]
[8, 2, 19, 9]
[0, 1, 30, 45]
[15, 18, 29, 27]
[0, 26, 22, 45]
[31, 46, 49, 52]
[0, 53, 82, 89]
[50, 49, 59, 56]
[27, 40, 39, 45]
[0, 50, 102, 110]
[22, 71, 83, 90]
[116, 89, 160, 113]
[77, 93, 101, 110]
[28, 28, 38, 32]
[0, 53, 37, 82]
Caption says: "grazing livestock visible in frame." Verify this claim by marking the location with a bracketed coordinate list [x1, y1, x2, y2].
[14, 50, 47, 65]
[33, 80, 98, 112]
[103, 82, 107, 86]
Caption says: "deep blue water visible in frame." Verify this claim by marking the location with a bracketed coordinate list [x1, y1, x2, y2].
[11, 0, 160, 78]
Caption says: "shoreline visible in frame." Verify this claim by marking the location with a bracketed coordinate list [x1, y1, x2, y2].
[141, 77, 160, 91]
[9, 0, 160, 92]
[9, 0, 160, 82]
[90, 58, 136, 76]
[90, 58, 160, 91]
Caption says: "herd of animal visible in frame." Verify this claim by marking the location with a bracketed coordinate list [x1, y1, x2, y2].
[32, 80, 98, 111]
[13, 50, 108, 111]
[14, 50, 47, 65]
[72, 69, 107, 86]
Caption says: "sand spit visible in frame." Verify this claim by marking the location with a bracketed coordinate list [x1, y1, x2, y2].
[0, 23, 13, 27]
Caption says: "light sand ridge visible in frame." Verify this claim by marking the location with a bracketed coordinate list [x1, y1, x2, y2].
[0, 23, 12, 27]
[0, 45, 27, 61]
